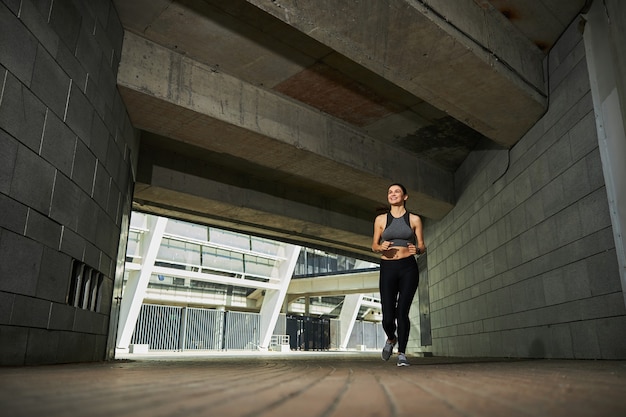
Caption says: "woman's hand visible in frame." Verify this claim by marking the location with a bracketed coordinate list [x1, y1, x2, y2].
[379, 240, 394, 252]
[407, 243, 426, 255]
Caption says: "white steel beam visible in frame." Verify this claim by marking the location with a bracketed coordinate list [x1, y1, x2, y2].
[258, 244, 301, 350]
[116, 216, 168, 351]
[338, 293, 363, 350]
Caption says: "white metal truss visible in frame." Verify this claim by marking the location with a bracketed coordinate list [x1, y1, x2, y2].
[115, 212, 382, 353]
[258, 243, 301, 350]
[116, 215, 168, 351]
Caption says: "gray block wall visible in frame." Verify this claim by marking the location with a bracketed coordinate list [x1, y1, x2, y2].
[0, 0, 137, 365]
[420, 17, 626, 359]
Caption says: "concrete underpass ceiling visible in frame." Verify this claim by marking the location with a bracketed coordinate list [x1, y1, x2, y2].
[113, 0, 589, 260]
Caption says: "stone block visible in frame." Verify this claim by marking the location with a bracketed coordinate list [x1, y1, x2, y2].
[579, 188, 612, 237]
[555, 204, 583, 247]
[74, 309, 107, 336]
[56, 42, 87, 91]
[586, 250, 621, 296]
[0, 291, 15, 325]
[66, 84, 94, 144]
[18, 0, 60, 56]
[25, 209, 62, 250]
[25, 327, 61, 365]
[519, 228, 539, 263]
[48, 302, 75, 331]
[59, 226, 86, 261]
[0, 230, 42, 296]
[528, 153, 551, 193]
[106, 184, 121, 221]
[534, 216, 557, 255]
[11, 146, 55, 214]
[98, 276, 113, 314]
[0, 325, 28, 365]
[86, 73, 108, 121]
[56, 330, 97, 363]
[107, 142, 124, 189]
[596, 316, 626, 359]
[40, 110, 77, 177]
[31, 46, 70, 118]
[547, 323, 574, 358]
[547, 137, 574, 179]
[37, 246, 72, 303]
[0, 129, 17, 194]
[508, 205, 528, 238]
[0, 193, 28, 235]
[11, 294, 51, 328]
[585, 148, 606, 191]
[0, 3, 38, 85]
[0, 71, 47, 152]
[569, 112, 598, 160]
[76, 24, 102, 83]
[524, 195, 545, 229]
[570, 320, 601, 359]
[98, 251, 113, 279]
[73, 138, 96, 194]
[92, 162, 111, 210]
[90, 114, 110, 162]
[49, 0, 81, 51]
[83, 240, 101, 271]
[49, 173, 82, 230]
[543, 269, 567, 306]
[540, 176, 566, 218]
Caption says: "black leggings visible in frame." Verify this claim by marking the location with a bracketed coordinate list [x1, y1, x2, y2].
[379, 256, 419, 354]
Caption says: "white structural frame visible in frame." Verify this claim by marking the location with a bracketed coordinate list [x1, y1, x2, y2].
[583, 2, 626, 307]
[116, 215, 168, 351]
[115, 213, 382, 354]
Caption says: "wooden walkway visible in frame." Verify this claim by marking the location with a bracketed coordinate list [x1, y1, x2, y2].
[1, 351, 625, 417]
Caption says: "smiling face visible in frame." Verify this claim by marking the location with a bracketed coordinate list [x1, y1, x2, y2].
[388, 184, 407, 206]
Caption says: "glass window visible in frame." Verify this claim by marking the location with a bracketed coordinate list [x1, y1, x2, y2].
[250, 236, 281, 256]
[166, 219, 208, 241]
[209, 229, 250, 250]
[158, 238, 201, 266]
[126, 230, 141, 260]
[244, 255, 275, 277]
[202, 246, 244, 273]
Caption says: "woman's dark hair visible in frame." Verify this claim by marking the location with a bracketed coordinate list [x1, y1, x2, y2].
[389, 183, 407, 195]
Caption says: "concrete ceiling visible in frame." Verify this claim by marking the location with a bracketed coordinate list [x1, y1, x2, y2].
[113, 0, 589, 261]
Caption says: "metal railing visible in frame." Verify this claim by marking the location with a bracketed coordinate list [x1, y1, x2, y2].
[130, 304, 260, 351]
[270, 335, 290, 351]
[130, 304, 385, 352]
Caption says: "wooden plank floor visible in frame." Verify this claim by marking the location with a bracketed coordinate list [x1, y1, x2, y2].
[1, 351, 625, 417]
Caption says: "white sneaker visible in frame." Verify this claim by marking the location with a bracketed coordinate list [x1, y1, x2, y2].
[381, 339, 396, 361]
[397, 353, 410, 367]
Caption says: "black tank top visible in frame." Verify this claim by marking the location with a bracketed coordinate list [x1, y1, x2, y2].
[381, 211, 415, 247]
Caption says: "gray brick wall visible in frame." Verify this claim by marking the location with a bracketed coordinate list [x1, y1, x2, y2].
[0, 0, 136, 365]
[419, 18, 626, 359]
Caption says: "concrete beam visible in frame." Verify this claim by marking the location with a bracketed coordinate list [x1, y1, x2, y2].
[132, 166, 378, 260]
[118, 32, 454, 217]
[287, 271, 380, 297]
[247, 0, 548, 147]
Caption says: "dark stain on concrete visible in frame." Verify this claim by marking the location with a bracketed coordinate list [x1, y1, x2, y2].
[394, 116, 486, 171]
